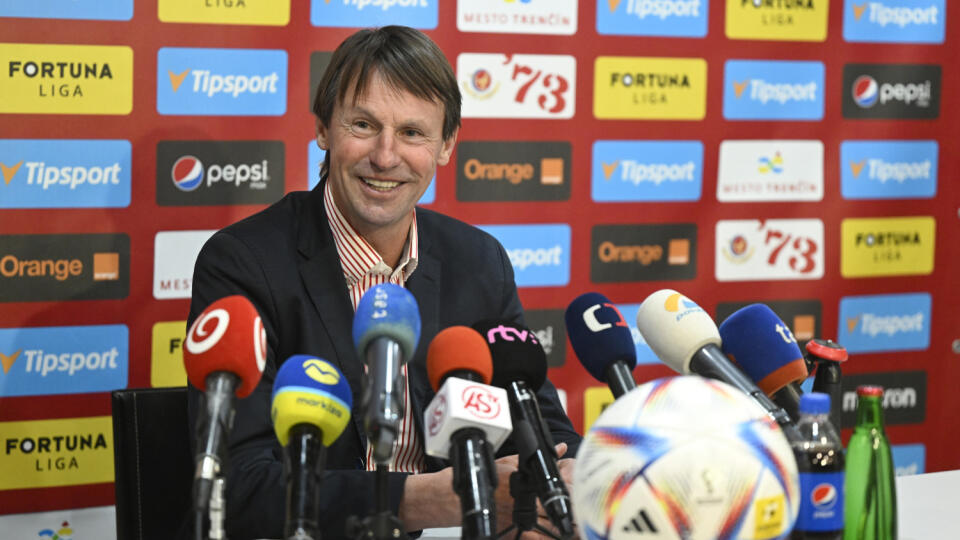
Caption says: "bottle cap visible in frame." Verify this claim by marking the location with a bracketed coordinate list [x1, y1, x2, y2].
[799, 392, 831, 415]
[857, 385, 884, 398]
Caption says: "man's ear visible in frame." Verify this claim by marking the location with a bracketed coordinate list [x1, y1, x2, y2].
[316, 118, 329, 150]
[436, 127, 459, 166]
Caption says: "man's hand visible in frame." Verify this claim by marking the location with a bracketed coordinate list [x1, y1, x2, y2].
[494, 442, 578, 539]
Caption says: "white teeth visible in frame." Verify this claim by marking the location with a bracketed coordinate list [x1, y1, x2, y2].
[362, 177, 400, 191]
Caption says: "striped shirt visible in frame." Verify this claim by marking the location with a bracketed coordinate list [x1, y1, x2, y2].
[323, 182, 425, 473]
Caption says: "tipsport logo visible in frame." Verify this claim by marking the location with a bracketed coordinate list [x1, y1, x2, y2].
[843, 64, 940, 119]
[157, 140, 285, 205]
[597, 0, 708, 37]
[478, 224, 570, 287]
[157, 47, 287, 116]
[0, 139, 130, 209]
[0, 325, 128, 398]
[723, 60, 824, 120]
[839, 293, 930, 353]
[310, 0, 437, 29]
[844, 1, 945, 43]
[0, 43, 132, 115]
[592, 141, 703, 202]
[457, 0, 578, 35]
[891, 444, 925, 476]
[841, 140, 937, 199]
[0, 0, 131, 20]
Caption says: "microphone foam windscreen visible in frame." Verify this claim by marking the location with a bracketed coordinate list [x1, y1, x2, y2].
[634, 289, 720, 374]
[472, 319, 547, 392]
[184, 295, 267, 398]
[352, 283, 421, 360]
[565, 292, 637, 383]
[426, 326, 493, 391]
[718, 304, 808, 396]
[271, 355, 353, 447]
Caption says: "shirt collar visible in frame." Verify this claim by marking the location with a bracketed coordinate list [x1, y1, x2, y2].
[323, 181, 419, 288]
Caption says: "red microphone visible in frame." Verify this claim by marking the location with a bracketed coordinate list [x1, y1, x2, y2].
[184, 295, 266, 513]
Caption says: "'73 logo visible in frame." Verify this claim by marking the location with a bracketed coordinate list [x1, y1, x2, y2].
[458, 53, 576, 119]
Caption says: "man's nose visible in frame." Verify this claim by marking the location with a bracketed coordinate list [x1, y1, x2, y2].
[369, 131, 402, 171]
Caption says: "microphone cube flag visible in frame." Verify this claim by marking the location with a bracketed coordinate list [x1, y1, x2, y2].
[573, 376, 799, 540]
[184, 295, 267, 398]
[271, 355, 353, 447]
[565, 292, 637, 383]
[353, 283, 421, 360]
[635, 289, 720, 374]
[424, 377, 512, 459]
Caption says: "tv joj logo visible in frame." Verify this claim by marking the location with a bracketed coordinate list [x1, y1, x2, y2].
[478, 224, 570, 287]
[0, 139, 131, 208]
[157, 47, 287, 116]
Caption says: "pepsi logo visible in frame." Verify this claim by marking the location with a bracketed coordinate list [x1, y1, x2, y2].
[428, 394, 447, 437]
[186, 308, 229, 355]
[811, 483, 838, 509]
[852, 75, 879, 108]
[171, 155, 204, 192]
[461, 385, 501, 420]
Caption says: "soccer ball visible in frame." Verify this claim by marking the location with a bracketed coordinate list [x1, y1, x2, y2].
[573, 376, 799, 540]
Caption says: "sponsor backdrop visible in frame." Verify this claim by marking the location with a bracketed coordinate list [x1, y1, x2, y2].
[0, 0, 957, 530]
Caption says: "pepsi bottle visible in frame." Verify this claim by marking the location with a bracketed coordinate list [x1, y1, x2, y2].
[791, 393, 844, 539]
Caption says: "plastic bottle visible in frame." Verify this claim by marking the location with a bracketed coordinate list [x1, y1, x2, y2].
[791, 392, 844, 539]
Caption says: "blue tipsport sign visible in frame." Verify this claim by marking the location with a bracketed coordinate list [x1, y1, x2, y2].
[306, 141, 434, 203]
[0, 325, 128, 397]
[840, 140, 937, 200]
[0, 139, 131, 209]
[615, 303, 663, 366]
[0, 0, 132, 20]
[891, 444, 926, 476]
[838, 293, 931, 354]
[843, 0, 945, 44]
[592, 141, 703, 202]
[157, 48, 288, 116]
[311, 0, 437, 29]
[596, 0, 708, 37]
[478, 224, 570, 288]
[723, 60, 825, 121]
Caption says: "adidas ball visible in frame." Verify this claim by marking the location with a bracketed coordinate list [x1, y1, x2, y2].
[573, 376, 799, 540]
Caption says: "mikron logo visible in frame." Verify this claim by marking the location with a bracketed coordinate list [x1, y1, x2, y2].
[840, 371, 926, 427]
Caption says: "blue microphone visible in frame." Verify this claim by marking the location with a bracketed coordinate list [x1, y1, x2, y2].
[271, 355, 353, 540]
[352, 283, 421, 464]
[718, 304, 810, 424]
[565, 292, 637, 398]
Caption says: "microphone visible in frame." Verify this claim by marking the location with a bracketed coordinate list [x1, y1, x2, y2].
[352, 283, 420, 465]
[183, 295, 267, 512]
[473, 320, 575, 540]
[424, 326, 512, 540]
[718, 304, 810, 423]
[271, 355, 353, 540]
[634, 290, 796, 430]
[564, 292, 637, 398]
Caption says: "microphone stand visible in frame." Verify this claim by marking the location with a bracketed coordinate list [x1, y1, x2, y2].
[497, 469, 562, 540]
[346, 465, 406, 540]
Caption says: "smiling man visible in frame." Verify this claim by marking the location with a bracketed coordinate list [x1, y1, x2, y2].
[186, 26, 580, 539]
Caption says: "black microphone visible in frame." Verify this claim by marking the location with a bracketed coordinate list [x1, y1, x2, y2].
[424, 326, 513, 540]
[473, 320, 575, 540]
[565, 292, 638, 398]
[271, 355, 353, 540]
[352, 283, 421, 465]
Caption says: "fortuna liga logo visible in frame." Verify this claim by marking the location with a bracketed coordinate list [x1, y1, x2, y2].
[852, 75, 879, 108]
[171, 155, 204, 191]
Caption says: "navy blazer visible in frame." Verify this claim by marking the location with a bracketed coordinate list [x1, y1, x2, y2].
[185, 183, 581, 539]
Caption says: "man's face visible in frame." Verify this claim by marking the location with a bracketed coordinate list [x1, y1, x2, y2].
[317, 71, 456, 239]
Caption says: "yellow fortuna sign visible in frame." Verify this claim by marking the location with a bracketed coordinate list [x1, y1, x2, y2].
[841, 216, 935, 277]
[725, 0, 829, 42]
[594, 56, 707, 120]
[0, 43, 133, 115]
[158, 0, 291, 26]
[0, 416, 114, 490]
[151, 321, 188, 388]
[583, 386, 616, 433]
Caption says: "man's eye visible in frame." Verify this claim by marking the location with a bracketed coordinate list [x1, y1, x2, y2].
[354, 120, 371, 129]
[403, 129, 422, 137]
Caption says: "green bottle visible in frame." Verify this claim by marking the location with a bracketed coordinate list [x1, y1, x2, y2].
[843, 385, 897, 540]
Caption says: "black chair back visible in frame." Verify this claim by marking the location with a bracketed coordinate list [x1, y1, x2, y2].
[111, 387, 192, 540]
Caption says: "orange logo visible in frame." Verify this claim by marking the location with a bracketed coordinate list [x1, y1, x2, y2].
[93, 252, 119, 281]
[793, 315, 815, 341]
[168, 69, 190, 92]
[1, 161, 23, 185]
[850, 160, 866, 178]
[602, 161, 618, 180]
[540, 158, 563, 185]
[668, 239, 689, 265]
[0, 349, 20, 374]
[853, 3, 868, 21]
[733, 80, 749, 98]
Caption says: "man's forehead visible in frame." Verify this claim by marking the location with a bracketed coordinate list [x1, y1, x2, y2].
[337, 74, 444, 121]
